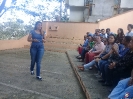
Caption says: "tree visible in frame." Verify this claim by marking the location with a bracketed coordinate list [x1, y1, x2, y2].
[0, 0, 17, 17]
[0, 0, 68, 40]
[0, 0, 67, 20]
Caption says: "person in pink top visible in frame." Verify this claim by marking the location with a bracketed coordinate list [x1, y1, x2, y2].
[85, 35, 105, 64]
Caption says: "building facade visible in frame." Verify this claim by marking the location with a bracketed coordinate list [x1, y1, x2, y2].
[65, 0, 133, 22]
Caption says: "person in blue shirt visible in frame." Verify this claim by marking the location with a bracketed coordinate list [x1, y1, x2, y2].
[82, 36, 89, 47]
[108, 75, 133, 99]
[27, 21, 46, 81]
[100, 29, 107, 39]
[77, 34, 94, 61]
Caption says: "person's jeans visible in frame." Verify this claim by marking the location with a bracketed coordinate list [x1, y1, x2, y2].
[98, 60, 108, 72]
[102, 62, 113, 83]
[30, 45, 44, 76]
[108, 77, 133, 99]
[81, 49, 88, 60]
[84, 60, 96, 70]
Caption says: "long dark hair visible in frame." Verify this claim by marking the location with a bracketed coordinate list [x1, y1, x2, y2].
[117, 28, 124, 37]
[34, 21, 43, 35]
[108, 34, 116, 44]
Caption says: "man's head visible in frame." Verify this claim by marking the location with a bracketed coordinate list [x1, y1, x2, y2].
[122, 36, 132, 46]
[101, 29, 105, 34]
[106, 28, 111, 34]
[87, 35, 93, 41]
[86, 32, 90, 36]
[127, 24, 133, 32]
[95, 35, 101, 42]
[95, 29, 100, 35]
[84, 35, 87, 40]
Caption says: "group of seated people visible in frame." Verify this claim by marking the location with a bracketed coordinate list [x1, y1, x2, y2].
[76, 24, 133, 99]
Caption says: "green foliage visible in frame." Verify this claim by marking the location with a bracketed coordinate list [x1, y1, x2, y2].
[0, 0, 69, 40]
[0, 20, 33, 40]
[0, 0, 67, 21]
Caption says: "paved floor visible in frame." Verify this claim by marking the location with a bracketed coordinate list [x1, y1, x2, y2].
[0, 49, 85, 99]
[67, 50, 112, 99]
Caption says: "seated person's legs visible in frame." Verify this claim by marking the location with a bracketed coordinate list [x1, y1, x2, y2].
[88, 53, 99, 63]
[85, 52, 89, 64]
[102, 63, 113, 86]
[98, 61, 109, 82]
[98, 60, 108, 73]
[77, 60, 96, 71]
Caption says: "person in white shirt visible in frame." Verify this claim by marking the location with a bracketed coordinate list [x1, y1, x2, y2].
[126, 24, 133, 36]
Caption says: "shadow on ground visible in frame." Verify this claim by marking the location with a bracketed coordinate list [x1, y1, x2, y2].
[0, 48, 85, 99]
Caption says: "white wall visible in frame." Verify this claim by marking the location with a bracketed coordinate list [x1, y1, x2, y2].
[69, 7, 84, 22]
[69, 0, 84, 6]
[120, 0, 133, 8]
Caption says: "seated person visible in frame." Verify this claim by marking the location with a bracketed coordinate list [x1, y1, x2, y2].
[109, 36, 133, 87]
[116, 28, 125, 52]
[77, 35, 88, 58]
[106, 28, 114, 37]
[116, 28, 125, 44]
[85, 35, 105, 64]
[77, 35, 94, 61]
[77, 34, 116, 71]
[100, 29, 107, 40]
[98, 36, 131, 86]
[93, 29, 100, 37]
[108, 69, 133, 99]
[126, 24, 133, 36]
[86, 32, 92, 36]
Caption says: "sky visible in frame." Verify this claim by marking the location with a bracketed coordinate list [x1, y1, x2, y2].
[0, 0, 62, 24]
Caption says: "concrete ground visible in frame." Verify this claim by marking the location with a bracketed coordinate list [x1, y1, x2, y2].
[67, 50, 112, 99]
[0, 49, 85, 99]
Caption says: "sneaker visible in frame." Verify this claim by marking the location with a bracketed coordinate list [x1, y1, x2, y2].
[31, 71, 34, 75]
[36, 76, 42, 81]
